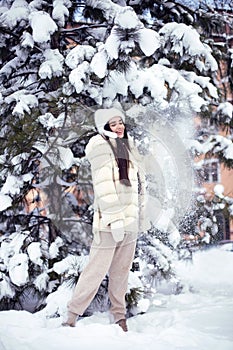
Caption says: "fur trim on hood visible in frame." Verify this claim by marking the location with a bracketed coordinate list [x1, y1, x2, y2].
[94, 107, 125, 138]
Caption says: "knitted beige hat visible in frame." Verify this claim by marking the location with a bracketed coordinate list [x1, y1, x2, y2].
[94, 107, 125, 138]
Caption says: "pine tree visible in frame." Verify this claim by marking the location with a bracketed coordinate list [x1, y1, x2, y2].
[0, 0, 232, 316]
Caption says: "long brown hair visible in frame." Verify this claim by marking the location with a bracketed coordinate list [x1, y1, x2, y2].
[104, 123, 131, 186]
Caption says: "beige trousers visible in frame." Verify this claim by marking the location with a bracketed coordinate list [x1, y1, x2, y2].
[68, 231, 137, 323]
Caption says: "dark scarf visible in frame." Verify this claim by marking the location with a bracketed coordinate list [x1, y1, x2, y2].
[107, 138, 131, 187]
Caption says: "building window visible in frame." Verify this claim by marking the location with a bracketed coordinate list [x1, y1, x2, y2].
[203, 159, 220, 183]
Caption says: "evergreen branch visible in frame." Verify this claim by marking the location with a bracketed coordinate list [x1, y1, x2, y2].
[60, 23, 108, 33]
[0, 27, 20, 39]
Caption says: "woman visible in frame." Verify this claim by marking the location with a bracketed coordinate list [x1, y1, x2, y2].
[62, 107, 148, 332]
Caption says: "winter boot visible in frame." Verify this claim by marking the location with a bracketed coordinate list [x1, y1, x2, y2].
[62, 311, 78, 327]
[116, 319, 128, 332]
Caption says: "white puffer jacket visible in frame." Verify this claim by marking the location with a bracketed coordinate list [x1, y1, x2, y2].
[85, 134, 148, 243]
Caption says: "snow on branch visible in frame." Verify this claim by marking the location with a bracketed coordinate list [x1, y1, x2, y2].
[86, 0, 123, 22]
[34, 272, 49, 292]
[0, 273, 15, 300]
[127, 63, 167, 101]
[9, 253, 29, 286]
[66, 45, 96, 70]
[230, 49, 233, 68]
[66, 49, 94, 91]
[138, 27, 160, 57]
[29, 11, 57, 43]
[103, 70, 129, 100]
[52, 0, 71, 27]
[86, 1, 160, 59]
[224, 143, 233, 160]
[92, 7, 160, 63]
[213, 102, 233, 125]
[33, 130, 77, 171]
[104, 23, 160, 59]
[151, 64, 207, 111]
[21, 31, 34, 48]
[105, 62, 209, 111]
[189, 135, 233, 161]
[57, 145, 76, 170]
[69, 61, 90, 94]
[90, 44, 108, 79]
[0, 193, 12, 211]
[181, 71, 218, 99]
[115, 8, 160, 56]
[49, 237, 64, 259]
[0, 57, 21, 79]
[27, 242, 43, 266]
[0, 0, 30, 29]
[5, 90, 38, 116]
[39, 49, 64, 79]
[65, 7, 216, 109]
[1, 174, 24, 196]
[159, 22, 218, 72]
[38, 112, 68, 129]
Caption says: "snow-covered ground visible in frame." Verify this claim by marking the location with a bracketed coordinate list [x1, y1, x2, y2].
[0, 247, 233, 350]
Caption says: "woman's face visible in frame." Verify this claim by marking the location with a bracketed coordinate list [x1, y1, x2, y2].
[109, 117, 125, 138]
